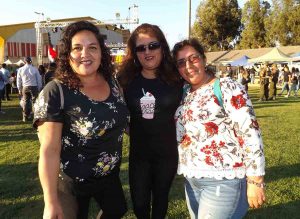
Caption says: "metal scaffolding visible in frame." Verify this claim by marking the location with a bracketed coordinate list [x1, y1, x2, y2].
[35, 5, 139, 65]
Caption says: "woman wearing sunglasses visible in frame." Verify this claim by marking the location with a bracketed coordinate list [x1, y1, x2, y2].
[172, 38, 266, 219]
[118, 23, 182, 219]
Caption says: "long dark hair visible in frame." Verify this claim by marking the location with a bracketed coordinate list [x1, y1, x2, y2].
[118, 23, 181, 88]
[55, 20, 113, 89]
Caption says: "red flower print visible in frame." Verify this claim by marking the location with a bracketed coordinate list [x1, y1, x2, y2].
[181, 134, 192, 148]
[204, 122, 218, 136]
[219, 141, 225, 147]
[205, 156, 214, 166]
[237, 136, 244, 147]
[230, 94, 246, 109]
[201, 140, 225, 165]
[250, 119, 260, 130]
[213, 96, 220, 106]
[186, 109, 193, 121]
[233, 162, 243, 168]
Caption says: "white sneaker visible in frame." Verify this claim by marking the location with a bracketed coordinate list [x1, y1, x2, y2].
[284, 95, 289, 98]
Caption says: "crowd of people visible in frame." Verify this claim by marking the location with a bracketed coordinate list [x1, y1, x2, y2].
[1, 20, 269, 219]
[217, 62, 299, 102]
[0, 58, 57, 118]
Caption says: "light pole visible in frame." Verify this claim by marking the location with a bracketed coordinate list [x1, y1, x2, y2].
[188, 0, 191, 39]
[34, 11, 44, 23]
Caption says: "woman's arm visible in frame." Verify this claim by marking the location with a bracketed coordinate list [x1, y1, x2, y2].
[246, 176, 266, 208]
[38, 121, 64, 219]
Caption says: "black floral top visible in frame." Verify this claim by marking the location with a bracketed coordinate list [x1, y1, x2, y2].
[33, 77, 129, 183]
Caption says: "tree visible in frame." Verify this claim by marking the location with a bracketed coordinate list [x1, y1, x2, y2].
[191, 0, 241, 51]
[238, 0, 271, 49]
[265, 0, 300, 46]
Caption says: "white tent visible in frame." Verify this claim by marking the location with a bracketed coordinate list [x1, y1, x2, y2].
[14, 59, 25, 66]
[248, 47, 293, 63]
[3, 59, 12, 65]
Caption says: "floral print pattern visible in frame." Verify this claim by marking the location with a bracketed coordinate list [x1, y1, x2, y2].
[33, 78, 129, 182]
[175, 78, 265, 179]
[93, 152, 120, 177]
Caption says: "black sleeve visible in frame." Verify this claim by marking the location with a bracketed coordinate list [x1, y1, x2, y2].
[33, 80, 64, 128]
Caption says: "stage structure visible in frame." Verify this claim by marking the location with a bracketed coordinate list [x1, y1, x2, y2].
[35, 4, 139, 65]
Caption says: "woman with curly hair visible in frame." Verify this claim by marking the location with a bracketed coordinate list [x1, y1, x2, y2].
[172, 38, 266, 219]
[33, 21, 129, 219]
[118, 23, 182, 219]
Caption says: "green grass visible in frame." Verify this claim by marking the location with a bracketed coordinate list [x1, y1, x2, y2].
[0, 85, 299, 219]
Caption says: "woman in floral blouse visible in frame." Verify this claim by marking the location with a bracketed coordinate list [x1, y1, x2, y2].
[33, 21, 129, 219]
[172, 39, 265, 219]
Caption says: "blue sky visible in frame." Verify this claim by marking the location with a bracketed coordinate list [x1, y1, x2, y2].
[1, 0, 246, 47]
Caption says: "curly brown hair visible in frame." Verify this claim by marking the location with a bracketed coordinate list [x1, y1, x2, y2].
[55, 20, 113, 89]
[117, 23, 181, 88]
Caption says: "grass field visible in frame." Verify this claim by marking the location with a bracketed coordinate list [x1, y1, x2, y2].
[0, 85, 299, 219]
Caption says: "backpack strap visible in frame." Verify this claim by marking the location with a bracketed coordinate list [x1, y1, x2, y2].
[213, 78, 223, 108]
[54, 79, 64, 110]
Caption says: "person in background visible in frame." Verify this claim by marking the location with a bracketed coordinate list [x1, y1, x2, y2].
[250, 66, 256, 84]
[17, 57, 42, 122]
[0, 72, 5, 114]
[34, 21, 128, 219]
[258, 63, 270, 102]
[278, 66, 291, 97]
[286, 68, 298, 97]
[0, 63, 11, 100]
[268, 64, 279, 100]
[296, 68, 300, 92]
[241, 67, 251, 92]
[172, 38, 265, 219]
[224, 63, 234, 79]
[38, 64, 46, 87]
[118, 23, 182, 219]
[44, 62, 57, 85]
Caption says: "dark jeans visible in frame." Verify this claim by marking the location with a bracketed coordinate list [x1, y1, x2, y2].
[22, 86, 38, 118]
[5, 83, 11, 100]
[129, 153, 177, 219]
[58, 171, 127, 219]
[0, 89, 3, 110]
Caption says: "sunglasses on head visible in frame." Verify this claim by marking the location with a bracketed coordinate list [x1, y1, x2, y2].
[135, 41, 161, 53]
[176, 54, 202, 69]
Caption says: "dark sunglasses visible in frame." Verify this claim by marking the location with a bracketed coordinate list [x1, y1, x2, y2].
[176, 54, 202, 68]
[135, 41, 161, 53]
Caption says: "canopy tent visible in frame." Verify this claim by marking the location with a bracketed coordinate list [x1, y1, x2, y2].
[292, 56, 300, 62]
[3, 59, 12, 65]
[248, 47, 293, 63]
[14, 59, 25, 66]
[230, 55, 252, 66]
[291, 52, 300, 57]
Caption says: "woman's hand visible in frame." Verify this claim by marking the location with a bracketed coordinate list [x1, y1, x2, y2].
[247, 176, 266, 208]
[43, 201, 64, 219]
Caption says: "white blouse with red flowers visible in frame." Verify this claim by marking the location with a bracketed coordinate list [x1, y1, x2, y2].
[175, 77, 265, 180]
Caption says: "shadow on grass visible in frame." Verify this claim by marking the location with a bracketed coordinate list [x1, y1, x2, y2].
[245, 200, 300, 219]
[0, 199, 43, 219]
[0, 128, 37, 143]
[0, 162, 41, 200]
[265, 163, 300, 182]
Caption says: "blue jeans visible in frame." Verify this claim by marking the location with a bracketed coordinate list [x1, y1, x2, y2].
[185, 177, 248, 219]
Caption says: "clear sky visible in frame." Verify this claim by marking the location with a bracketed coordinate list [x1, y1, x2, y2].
[1, 0, 246, 47]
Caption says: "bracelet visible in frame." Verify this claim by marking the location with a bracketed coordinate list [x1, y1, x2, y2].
[246, 179, 266, 188]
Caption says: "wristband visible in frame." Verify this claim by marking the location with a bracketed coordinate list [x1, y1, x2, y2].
[246, 178, 266, 188]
